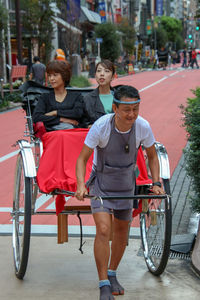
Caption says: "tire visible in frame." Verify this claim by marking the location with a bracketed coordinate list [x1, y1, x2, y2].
[140, 178, 172, 275]
[12, 153, 32, 279]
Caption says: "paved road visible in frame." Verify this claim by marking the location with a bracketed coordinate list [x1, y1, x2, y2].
[1, 236, 200, 300]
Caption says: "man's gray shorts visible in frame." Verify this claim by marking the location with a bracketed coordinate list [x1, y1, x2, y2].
[91, 206, 132, 221]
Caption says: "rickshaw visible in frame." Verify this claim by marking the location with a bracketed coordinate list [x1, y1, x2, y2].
[11, 81, 172, 280]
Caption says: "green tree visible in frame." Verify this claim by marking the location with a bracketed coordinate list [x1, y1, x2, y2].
[94, 22, 120, 62]
[175, 35, 184, 51]
[0, 2, 7, 31]
[156, 16, 183, 45]
[20, 0, 57, 63]
[155, 27, 168, 49]
[117, 18, 136, 55]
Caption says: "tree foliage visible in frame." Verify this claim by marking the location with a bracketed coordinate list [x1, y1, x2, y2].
[174, 34, 184, 51]
[20, 0, 57, 63]
[94, 22, 120, 62]
[155, 27, 168, 49]
[117, 18, 135, 55]
[0, 2, 8, 31]
[156, 16, 183, 44]
[181, 87, 200, 213]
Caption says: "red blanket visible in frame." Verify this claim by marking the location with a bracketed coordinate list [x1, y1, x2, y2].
[37, 129, 152, 215]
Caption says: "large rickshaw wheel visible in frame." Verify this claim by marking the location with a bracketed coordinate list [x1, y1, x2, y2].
[140, 178, 172, 275]
[12, 153, 32, 279]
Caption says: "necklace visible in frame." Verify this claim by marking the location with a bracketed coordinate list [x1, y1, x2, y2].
[115, 126, 133, 154]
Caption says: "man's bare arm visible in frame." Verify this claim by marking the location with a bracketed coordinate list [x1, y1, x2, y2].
[145, 144, 165, 194]
[75, 144, 93, 200]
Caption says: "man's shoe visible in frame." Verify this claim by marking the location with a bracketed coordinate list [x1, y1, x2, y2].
[100, 285, 115, 300]
[108, 275, 124, 295]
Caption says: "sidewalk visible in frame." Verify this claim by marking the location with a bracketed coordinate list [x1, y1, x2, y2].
[170, 150, 195, 236]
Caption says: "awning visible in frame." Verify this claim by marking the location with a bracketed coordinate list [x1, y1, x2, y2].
[53, 16, 82, 35]
[81, 6, 101, 24]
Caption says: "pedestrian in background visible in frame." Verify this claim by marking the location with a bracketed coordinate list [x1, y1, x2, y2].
[187, 48, 192, 67]
[171, 50, 177, 65]
[181, 48, 187, 68]
[191, 48, 199, 69]
[29, 56, 47, 86]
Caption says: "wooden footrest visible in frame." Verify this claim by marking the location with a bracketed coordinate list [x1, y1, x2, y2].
[57, 205, 91, 244]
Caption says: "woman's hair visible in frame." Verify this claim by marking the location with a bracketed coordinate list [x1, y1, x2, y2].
[95, 59, 115, 75]
[46, 60, 71, 86]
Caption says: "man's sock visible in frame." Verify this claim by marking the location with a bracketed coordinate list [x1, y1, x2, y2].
[108, 270, 124, 296]
[107, 269, 116, 277]
[99, 279, 110, 288]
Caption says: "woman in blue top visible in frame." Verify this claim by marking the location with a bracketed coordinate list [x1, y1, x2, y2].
[83, 60, 116, 125]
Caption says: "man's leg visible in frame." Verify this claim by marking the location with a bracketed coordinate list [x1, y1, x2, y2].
[109, 217, 129, 270]
[93, 212, 115, 300]
[108, 217, 130, 295]
[93, 212, 112, 280]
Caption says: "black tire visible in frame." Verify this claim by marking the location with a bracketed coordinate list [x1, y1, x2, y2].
[140, 178, 172, 275]
[12, 153, 32, 279]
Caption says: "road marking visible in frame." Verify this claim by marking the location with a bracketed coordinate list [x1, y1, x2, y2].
[139, 70, 181, 93]
[0, 150, 19, 163]
[0, 208, 12, 212]
[34, 194, 53, 211]
[0, 224, 140, 237]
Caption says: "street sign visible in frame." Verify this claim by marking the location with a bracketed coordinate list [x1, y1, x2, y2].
[146, 19, 152, 35]
[96, 38, 103, 43]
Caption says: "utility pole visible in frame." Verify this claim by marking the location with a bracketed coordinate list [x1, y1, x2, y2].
[15, 0, 23, 64]
[5, 0, 12, 82]
[0, 0, 6, 82]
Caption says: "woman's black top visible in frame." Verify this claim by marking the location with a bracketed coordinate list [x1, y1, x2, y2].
[32, 90, 86, 131]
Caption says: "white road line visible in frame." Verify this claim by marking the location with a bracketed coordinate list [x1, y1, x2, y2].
[0, 150, 19, 163]
[139, 70, 181, 93]
[0, 208, 12, 212]
[34, 194, 53, 211]
[0, 224, 140, 237]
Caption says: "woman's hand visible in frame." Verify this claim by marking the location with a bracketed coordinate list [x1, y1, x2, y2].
[60, 117, 79, 126]
[45, 110, 57, 116]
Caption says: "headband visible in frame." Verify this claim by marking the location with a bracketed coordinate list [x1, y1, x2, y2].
[113, 97, 141, 104]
